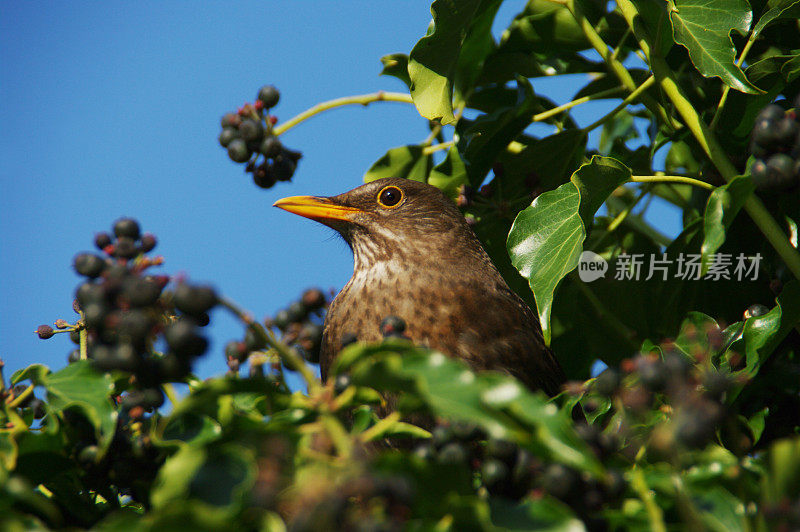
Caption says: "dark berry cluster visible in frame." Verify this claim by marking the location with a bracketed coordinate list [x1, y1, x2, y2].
[749, 96, 800, 191]
[412, 420, 625, 517]
[583, 332, 739, 453]
[254, 288, 329, 367]
[36, 218, 218, 413]
[218, 85, 302, 189]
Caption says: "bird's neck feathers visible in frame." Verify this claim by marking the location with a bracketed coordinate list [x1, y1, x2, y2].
[347, 222, 498, 283]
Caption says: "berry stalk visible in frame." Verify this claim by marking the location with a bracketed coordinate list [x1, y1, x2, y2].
[272, 91, 414, 136]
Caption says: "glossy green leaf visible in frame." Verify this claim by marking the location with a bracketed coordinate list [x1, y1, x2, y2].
[669, 0, 761, 94]
[692, 485, 746, 531]
[717, 54, 800, 140]
[408, 0, 482, 124]
[674, 312, 719, 356]
[456, 77, 537, 186]
[12, 362, 117, 453]
[701, 176, 754, 274]
[501, 129, 588, 191]
[379, 53, 411, 89]
[631, 0, 674, 55]
[745, 407, 769, 444]
[363, 145, 430, 183]
[152, 443, 255, 511]
[508, 184, 583, 345]
[453, 0, 502, 107]
[160, 412, 222, 446]
[730, 281, 800, 395]
[508, 157, 631, 343]
[752, 0, 800, 38]
[427, 146, 468, 197]
[572, 156, 632, 228]
[10, 364, 51, 385]
[334, 341, 603, 474]
[495, 0, 588, 55]
[151, 445, 207, 508]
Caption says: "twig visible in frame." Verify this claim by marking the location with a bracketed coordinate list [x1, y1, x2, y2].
[218, 296, 321, 394]
[272, 92, 414, 136]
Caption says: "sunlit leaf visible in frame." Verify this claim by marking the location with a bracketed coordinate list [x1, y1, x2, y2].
[669, 0, 761, 94]
[508, 157, 630, 343]
[701, 176, 754, 275]
[408, 0, 483, 123]
[363, 145, 431, 183]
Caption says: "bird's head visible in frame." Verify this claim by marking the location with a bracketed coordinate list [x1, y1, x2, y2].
[274, 177, 480, 266]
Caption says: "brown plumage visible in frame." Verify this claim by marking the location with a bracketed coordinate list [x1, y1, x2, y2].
[274, 177, 565, 395]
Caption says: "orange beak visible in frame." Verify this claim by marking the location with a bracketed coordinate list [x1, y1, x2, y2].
[273, 195, 363, 223]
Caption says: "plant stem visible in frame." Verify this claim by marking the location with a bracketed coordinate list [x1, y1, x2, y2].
[710, 32, 759, 130]
[6, 384, 34, 408]
[631, 468, 667, 532]
[422, 122, 444, 146]
[218, 296, 321, 394]
[359, 411, 401, 442]
[581, 75, 656, 133]
[593, 186, 651, 254]
[631, 175, 714, 191]
[320, 414, 353, 458]
[616, 0, 800, 284]
[422, 141, 454, 155]
[162, 383, 179, 407]
[272, 92, 414, 136]
[565, 0, 680, 131]
[611, 26, 633, 62]
[533, 86, 625, 123]
[79, 320, 88, 361]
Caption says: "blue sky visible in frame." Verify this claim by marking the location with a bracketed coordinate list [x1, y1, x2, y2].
[0, 2, 680, 384]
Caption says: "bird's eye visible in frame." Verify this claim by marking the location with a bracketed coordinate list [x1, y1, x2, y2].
[377, 186, 403, 208]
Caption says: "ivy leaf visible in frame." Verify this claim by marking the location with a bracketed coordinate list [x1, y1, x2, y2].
[152, 444, 256, 512]
[572, 156, 632, 228]
[379, 53, 411, 89]
[427, 146, 468, 197]
[501, 129, 588, 192]
[456, 77, 538, 187]
[408, 0, 483, 124]
[12, 362, 117, 453]
[631, 0, 674, 56]
[700, 176, 754, 275]
[159, 412, 222, 446]
[674, 312, 719, 356]
[507, 184, 583, 345]
[669, 0, 761, 94]
[508, 157, 630, 343]
[691, 485, 748, 532]
[453, 0, 502, 107]
[333, 342, 604, 475]
[730, 281, 800, 396]
[363, 145, 431, 183]
[752, 0, 800, 39]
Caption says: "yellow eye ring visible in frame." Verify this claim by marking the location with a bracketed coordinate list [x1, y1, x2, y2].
[376, 186, 404, 208]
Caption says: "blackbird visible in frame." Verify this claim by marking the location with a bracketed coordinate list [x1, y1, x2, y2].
[274, 177, 565, 395]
